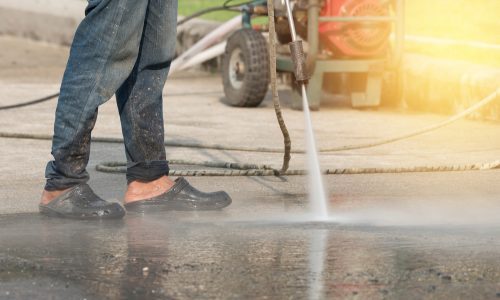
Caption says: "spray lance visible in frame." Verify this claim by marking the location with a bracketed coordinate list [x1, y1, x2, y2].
[282, 0, 311, 86]
[267, 0, 329, 217]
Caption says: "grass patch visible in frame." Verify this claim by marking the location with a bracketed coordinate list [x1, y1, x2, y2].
[178, 0, 239, 22]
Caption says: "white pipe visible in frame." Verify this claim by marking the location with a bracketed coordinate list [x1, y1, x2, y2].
[177, 41, 227, 71]
[171, 15, 242, 73]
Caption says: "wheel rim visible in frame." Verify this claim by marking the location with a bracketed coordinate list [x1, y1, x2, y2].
[228, 47, 245, 89]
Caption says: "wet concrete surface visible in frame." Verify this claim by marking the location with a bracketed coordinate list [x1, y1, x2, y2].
[1, 211, 500, 300]
[1, 37, 500, 299]
[2, 139, 499, 299]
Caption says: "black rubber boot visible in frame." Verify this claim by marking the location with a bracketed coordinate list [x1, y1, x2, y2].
[124, 177, 232, 212]
[39, 184, 125, 219]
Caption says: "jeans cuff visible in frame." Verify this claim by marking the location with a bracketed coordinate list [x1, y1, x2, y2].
[126, 160, 169, 183]
[45, 179, 86, 191]
[44, 161, 89, 191]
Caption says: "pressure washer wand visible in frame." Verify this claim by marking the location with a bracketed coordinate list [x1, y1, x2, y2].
[283, 0, 311, 86]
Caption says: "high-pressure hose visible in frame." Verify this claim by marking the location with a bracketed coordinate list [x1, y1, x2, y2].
[0, 93, 59, 111]
[267, 0, 292, 174]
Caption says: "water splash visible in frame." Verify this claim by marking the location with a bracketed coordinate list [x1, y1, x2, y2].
[301, 85, 329, 221]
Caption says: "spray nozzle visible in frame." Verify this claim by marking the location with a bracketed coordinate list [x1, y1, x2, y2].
[289, 40, 310, 84]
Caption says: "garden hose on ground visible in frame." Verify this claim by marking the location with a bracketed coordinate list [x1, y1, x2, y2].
[0, 93, 59, 111]
[0, 83, 499, 177]
[0, 90, 223, 111]
[95, 160, 500, 176]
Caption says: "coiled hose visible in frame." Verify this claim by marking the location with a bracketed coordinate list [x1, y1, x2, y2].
[1, 88, 498, 176]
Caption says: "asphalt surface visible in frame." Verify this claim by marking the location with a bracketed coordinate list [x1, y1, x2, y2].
[0, 36, 499, 299]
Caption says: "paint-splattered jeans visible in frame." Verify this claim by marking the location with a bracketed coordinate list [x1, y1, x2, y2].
[45, 0, 177, 191]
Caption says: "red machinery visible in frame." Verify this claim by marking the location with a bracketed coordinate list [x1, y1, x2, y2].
[222, 0, 404, 109]
[318, 0, 391, 57]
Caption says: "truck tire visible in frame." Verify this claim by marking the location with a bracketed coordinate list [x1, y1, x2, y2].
[222, 29, 269, 107]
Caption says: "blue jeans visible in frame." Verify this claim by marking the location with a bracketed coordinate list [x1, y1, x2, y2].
[45, 0, 178, 191]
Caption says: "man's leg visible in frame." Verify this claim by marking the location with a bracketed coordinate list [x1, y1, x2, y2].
[42, 0, 150, 202]
[116, 0, 232, 210]
[116, 0, 177, 202]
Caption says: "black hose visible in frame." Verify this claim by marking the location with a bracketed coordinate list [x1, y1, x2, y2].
[0, 91, 222, 111]
[267, 0, 292, 173]
[177, 0, 256, 26]
[0, 93, 59, 111]
[2, 1, 257, 110]
[96, 160, 500, 177]
[177, 7, 229, 26]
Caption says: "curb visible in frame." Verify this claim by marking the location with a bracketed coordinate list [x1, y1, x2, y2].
[402, 55, 499, 121]
[0, 6, 82, 46]
[0, 5, 222, 70]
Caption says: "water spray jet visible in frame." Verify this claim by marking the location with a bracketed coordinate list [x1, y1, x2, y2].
[279, 0, 330, 220]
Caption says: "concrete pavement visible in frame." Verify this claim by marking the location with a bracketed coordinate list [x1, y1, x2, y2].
[0, 36, 500, 299]
[1, 36, 499, 215]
